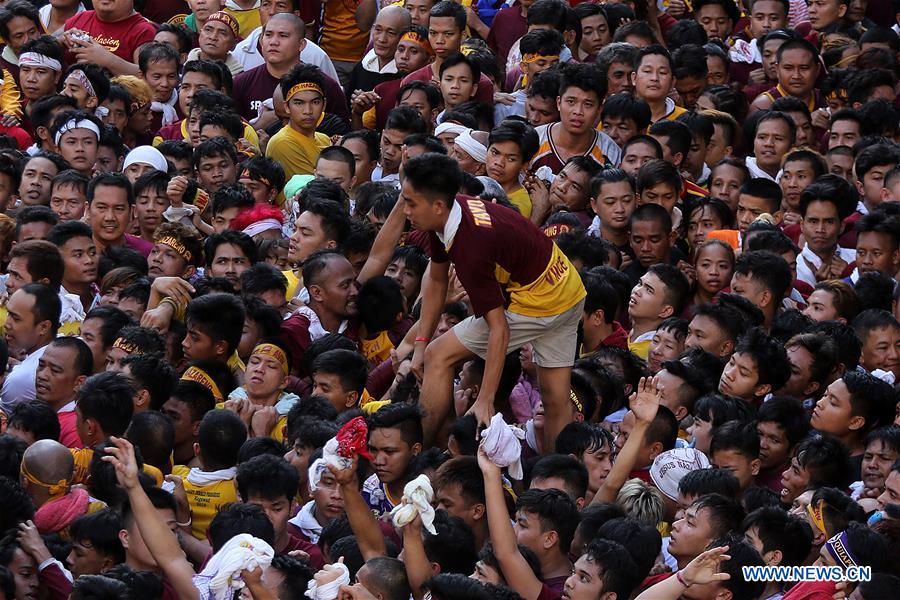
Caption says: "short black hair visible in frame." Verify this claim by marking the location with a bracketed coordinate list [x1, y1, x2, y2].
[796, 434, 853, 490]
[678, 467, 741, 499]
[311, 349, 369, 396]
[488, 119, 540, 163]
[237, 454, 299, 503]
[69, 509, 125, 564]
[582, 538, 641, 599]
[186, 293, 246, 356]
[44, 218, 92, 249]
[88, 171, 134, 206]
[515, 488, 580, 554]
[558, 61, 607, 102]
[733, 327, 791, 393]
[192, 137, 238, 170]
[138, 40, 179, 73]
[402, 152, 463, 205]
[799, 174, 858, 221]
[76, 372, 136, 437]
[120, 353, 177, 411]
[367, 402, 424, 447]
[18, 282, 61, 335]
[733, 250, 793, 303]
[842, 369, 897, 435]
[595, 517, 661, 580]
[530, 453, 589, 500]
[198, 409, 248, 470]
[208, 502, 274, 553]
[8, 400, 59, 443]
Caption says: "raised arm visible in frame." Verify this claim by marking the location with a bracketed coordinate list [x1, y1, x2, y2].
[478, 448, 544, 600]
[399, 514, 433, 600]
[358, 196, 408, 285]
[103, 437, 200, 600]
[410, 260, 450, 380]
[329, 458, 387, 560]
[635, 546, 732, 600]
[591, 376, 660, 505]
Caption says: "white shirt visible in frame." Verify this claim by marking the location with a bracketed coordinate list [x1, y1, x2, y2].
[745, 157, 776, 181]
[0, 344, 47, 414]
[796, 244, 856, 287]
[233, 27, 340, 84]
[360, 48, 397, 75]
[371, 165, 400, 188]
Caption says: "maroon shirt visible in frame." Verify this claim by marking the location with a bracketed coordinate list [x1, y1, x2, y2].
[426, 195, 555, 317]
[65, 11, 156, 63]
[232, 64, 349, 123]
[487, 7, 527, 70]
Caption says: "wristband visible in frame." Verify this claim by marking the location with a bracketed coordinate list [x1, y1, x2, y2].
[415, 337, 431, 343]
[676, 571, 690, 587]
[176, 517, 192, 528]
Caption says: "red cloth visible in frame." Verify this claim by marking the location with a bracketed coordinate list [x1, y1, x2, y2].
[34, 488, 90, 535]
[599, 322, 629, 351]
[37, 562, 72, 600]
[64, 11, 156, 63]
[58, 411, 84, 449]
[125, 234, 153, 257]
[782, 581, 836, 600]
[337, 416, 374, 461]
[284, 532, 325, 569]
[0, 124, 32, 150]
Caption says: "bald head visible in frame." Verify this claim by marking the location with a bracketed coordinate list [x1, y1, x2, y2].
[267, 12, 305, 38]
[373, 6, 412, 60]
[23, 439, 74, 486]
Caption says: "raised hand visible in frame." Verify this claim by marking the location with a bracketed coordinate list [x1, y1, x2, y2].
[679, 546, 732, 587]
[629, 376, 661, 425]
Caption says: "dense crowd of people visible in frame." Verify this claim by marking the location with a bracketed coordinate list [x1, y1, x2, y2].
[0, 0, 896, 598]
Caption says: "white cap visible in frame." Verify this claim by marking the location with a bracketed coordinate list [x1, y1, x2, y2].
[649, 447, 711, 500]
[123, 145, 169, 173]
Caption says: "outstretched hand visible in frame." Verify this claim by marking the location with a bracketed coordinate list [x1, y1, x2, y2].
[679, 546, 732, 587]
[101, 436, 140, 491]
[629, 376, 661, 424]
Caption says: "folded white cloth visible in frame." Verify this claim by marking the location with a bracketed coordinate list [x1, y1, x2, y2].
[871, 369, 896, 385]
[306, 562, 351, 600]
[307, 437, 350, 492]
[186, 467, 236, 487]
[480, 413, 526, 480]
[197, 533, 274, 600]
[390, 474, 437, 534]
[150, 88, 179, 126]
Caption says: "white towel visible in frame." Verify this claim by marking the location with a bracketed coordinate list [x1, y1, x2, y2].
[390, 474, 437, 534]
[480, 413, 526, 480]
[197, 533, 274, 600]
[306, 562, 351, 600]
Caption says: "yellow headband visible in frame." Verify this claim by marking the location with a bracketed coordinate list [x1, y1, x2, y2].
[181, 366, 223, 401]
[240, 168, 271, 188]
[112, 338, 141, 355]
[206, 11, 240, 37]
[287, 82, 324, 101]
[252, 343, 289, 375]
[155, 235, 193, 263]
[522, 53, 560, 64]
[400, 31, 434, 56]
[807, 499, 827, 535]
[569, 390, 583, 414]
[21, 460, 68, 498]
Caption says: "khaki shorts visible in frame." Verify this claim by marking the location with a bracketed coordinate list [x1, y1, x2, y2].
[453, 299, 585, 368]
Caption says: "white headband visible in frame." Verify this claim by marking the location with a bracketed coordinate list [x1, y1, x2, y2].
[19, 52, 62, 72]
[454, 129, 487, 163]
[54, 119, 101, 145]
[242, 219, 283, 238]
[434, 122, 469, 137]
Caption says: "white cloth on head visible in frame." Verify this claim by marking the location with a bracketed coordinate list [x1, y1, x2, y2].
[306, 562, 351, 600]
[195, 533, 274, 600]
[390, 474, 437, 534]
[18, 51, 62, 71]
[454, 129, 487, 164]
[871, 369, 896, 385]
[480, 413, 526, 480]
[434, 122, 469, 137]
[242, 218, 283, 238]
[54, 119, 100, 145]
[123, 145, 169, 172]
[308, 436, 352, 492]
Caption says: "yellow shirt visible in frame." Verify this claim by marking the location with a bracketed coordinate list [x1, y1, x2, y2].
[319, 0, 369, 62]
[265, 126, 331, 181]
[361, 329, 393, 366]
[172, 464, 238, 540]
[284, 270, 301, 300]
[507, 186, 532, 219]
[0, 306, 80, 336]
[223, 6, 261, 37]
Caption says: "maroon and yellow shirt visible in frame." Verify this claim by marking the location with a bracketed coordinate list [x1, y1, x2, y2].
[426, 196, 585, 318]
